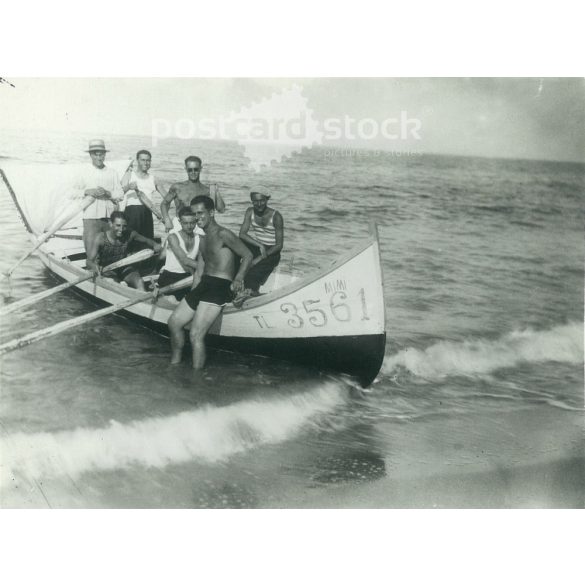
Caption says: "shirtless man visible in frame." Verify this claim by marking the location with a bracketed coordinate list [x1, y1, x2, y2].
[160, 156, 226, 232]
[167, 196, 253, 369]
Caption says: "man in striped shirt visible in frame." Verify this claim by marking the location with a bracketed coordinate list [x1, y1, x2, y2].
[236, 186, 284, 305]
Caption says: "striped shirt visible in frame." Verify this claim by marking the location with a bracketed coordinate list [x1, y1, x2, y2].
[250, 211, 276, 246]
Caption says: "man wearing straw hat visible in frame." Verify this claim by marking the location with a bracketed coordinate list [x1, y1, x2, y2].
[71, 139, 125, 252]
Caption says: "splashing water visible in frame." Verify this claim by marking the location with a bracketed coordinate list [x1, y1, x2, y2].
[383, 322, 584, 379]
[1, 382, 347, 484]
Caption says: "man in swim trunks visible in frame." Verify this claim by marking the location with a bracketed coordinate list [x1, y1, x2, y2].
[160, 156, 226, 232]
[156, 207, 204, 300]
[167, 196, 253, 369]
[234, 186, 284, 306]
[86, 211, 162, 290]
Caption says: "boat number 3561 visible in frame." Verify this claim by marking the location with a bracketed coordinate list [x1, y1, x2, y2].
[253, 289, 371, 329]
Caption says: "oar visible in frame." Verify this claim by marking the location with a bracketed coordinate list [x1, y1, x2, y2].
[0, 249, 155, 317]
[0, 276, 193, 356]
[2, 196, 95, 279]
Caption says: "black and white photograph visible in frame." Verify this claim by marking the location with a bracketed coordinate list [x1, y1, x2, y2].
[1, 77, 582, 510]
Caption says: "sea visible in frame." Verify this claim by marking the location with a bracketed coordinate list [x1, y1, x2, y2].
[0, 129, 583, 508]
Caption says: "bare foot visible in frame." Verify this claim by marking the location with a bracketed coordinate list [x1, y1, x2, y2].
[170, 351, 182, 365]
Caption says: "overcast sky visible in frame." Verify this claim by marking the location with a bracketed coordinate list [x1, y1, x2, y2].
[1, 78, 583, 162]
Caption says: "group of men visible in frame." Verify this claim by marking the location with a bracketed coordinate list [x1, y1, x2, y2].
[72, 139, 284, 370]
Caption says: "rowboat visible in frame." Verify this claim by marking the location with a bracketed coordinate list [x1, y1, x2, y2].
[0, 163, 387, 387]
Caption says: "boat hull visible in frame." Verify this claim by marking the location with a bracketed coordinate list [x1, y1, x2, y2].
[2, 165, 388, 386]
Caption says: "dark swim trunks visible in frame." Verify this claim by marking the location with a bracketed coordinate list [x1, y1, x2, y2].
[185, 275, 233, 311]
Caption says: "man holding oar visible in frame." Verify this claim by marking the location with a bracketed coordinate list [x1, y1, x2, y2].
[160, 156, 226, 232]
[86, 211, 162, 290]
[70, 139, 125, 252]
[168, 196, 252, 369]
[156, 207, 204, 301]
[121, 149, 166, 239]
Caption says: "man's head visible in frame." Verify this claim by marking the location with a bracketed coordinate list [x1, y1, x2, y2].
[87, 139, 109, 169]
[109, 211, 128, 237]
[184, 156, 202, 182]
[190, 195, 215, 230]
[250, 186, 271, 215]
[178, 207, 198, 235]
[136, 150, 152, 172]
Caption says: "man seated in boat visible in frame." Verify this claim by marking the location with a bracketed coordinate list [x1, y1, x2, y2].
[160, 156, 226, 232]
[233, 186, 284, 306]
[167, 196, 253, 369]
[70, 139, 125, 253]
[120, 149, 167, 239]
[156, 207, 204, 301]
[86, 211, 162, 291]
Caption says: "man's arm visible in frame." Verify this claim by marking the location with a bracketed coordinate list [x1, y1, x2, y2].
[86, 233, 104, 274]
[121, 166, 134, 193]
[167, 233, 198, 272]
[135, 190, 163, 221]
[109, 170, 125, 203]
[154, 177, 168, 200]
[266, 212, 283, 257]
[220, 229, 253, 293]
[130, 231, 162, 254]
[238, 208, 258, 247]
[161, 184, 178, 230]
[211, 183, 226, 213]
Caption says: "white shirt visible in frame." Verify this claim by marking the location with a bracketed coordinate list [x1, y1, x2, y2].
[125, 170, 156, 207]
[71, 164, 124, 219]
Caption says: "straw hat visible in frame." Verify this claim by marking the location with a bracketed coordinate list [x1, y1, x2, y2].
[86, 139, 109, 153]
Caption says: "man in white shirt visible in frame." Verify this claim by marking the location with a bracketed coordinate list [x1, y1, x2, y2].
[72, 139, 125, 252]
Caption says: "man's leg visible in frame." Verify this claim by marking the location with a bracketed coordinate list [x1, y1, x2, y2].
[83, 219, 106, 254]
[189, 302, 223, 370]
[244, 254, 281, 293]
[124, 271, 146, 291]
[168, 299, 196, 364]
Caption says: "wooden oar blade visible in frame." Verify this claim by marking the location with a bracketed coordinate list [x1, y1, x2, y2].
[0, 294, 150, 356]
[0, 250, 155, 317]
[0, 274, 90, 317]
[158, 276, 193, 294]
[3, 197, 95, 279]
[0, 275, 193, 356]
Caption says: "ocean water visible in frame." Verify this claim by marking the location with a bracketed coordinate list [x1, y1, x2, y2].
[0, 130, 583, 508]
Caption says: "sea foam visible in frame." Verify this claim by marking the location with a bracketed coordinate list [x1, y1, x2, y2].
[382, 322, 583, 379]
[0, 381, 346, 484]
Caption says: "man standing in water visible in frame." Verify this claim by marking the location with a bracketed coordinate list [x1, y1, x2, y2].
[71, 139, 125, 252]
[167, 196, 253, 369]
[160, 156, 226, 232]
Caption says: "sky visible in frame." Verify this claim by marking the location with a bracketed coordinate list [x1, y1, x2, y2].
[1, 77, 583, 162]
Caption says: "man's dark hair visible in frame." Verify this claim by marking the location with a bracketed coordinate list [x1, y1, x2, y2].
[178, 206, 197, 218]
[191, 195, 215, 211]
[136, 149, 152, 159]
[184, 156, 202, 167]
[110, 211, 128, 222]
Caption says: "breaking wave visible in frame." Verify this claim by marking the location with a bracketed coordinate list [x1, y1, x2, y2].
[1, 382, 347, 484]
[382, 322, 583, 379]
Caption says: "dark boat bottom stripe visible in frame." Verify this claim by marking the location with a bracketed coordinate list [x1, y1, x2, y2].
[64, 277, 385, 387]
